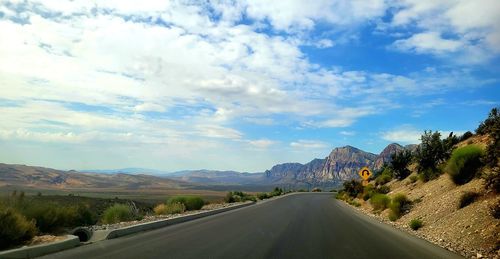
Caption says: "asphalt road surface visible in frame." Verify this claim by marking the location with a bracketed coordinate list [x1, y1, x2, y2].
[41, 193, 463, 259]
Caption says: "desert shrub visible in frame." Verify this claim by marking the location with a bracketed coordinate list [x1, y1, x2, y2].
[409, 219, 423, 230]
[388, 211, 398, 221]
[458, 191, 480, 209]
[20, 202, 95, 233]
[483, 168, 500, 193]
[362, 184, 376, 201]
[101, 204, 135, 224]
[490, 200, 500, 219]
[376, 185, 390, 194]
[409, 175, 418, 183]
[225, 191, 256, 203]
[335, 191, 348, 201]
[370, 194, 390, 211]
[0, 207, 37, 249]
[349, 200, 361, 207]
[391, 150, 413, 180]
[154, 203, 186, 215]
[257, 193, 269, 200]
[343, 180, 363, 198]
[446, 145, 484, 185]
[270, 187, 284, 197]
[375, 167, 393, 185]
[167, 196, 205, 211]
[388, 194, 411, 220]
[459, 131, 474, 142]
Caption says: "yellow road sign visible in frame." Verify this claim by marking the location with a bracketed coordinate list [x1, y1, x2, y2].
[358, 167, 372, 180]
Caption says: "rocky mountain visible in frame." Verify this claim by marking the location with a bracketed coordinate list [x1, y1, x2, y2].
[264, 143, 410, 186]
[319, 146, 378, 181]
[373, 143, 404, 170]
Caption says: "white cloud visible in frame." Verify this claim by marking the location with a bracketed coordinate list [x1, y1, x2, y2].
[290, 140, 329, 149]
[388, 0, 500, 62]
[393, 32, 463, 55]
[340, 131, 356, 136]
[381, 126, 422, 144]
[247, 139, 276, 149]
[381, 126, 467, 144]
[134, 103, 167, 113]
[0, 0, 496, 171]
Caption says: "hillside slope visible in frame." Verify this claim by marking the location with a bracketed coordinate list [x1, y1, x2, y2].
[341, 135, 499, 258]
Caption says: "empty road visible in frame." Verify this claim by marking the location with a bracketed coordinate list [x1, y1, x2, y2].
[41, 193, 462, 259]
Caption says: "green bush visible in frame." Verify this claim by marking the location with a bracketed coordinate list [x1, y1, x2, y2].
[21, 203, 95, 233]
[154, 203, 186, 215]
[224, 191, 257, 203]
[270, 187, 284, 197]
[388, 211, 398, 221]
[335, 191, 348, 201]
[375, 168, 393, 185]
[257, 193, 269, 200]
[388, 194, 411, 219]
[409, 175, 418, 183]
[167, 196, 205, 211]
[349, 200, 361, 207]
[0, 207, 37, 249]
[376, 185, 390, 194]
[458, 191, 480, 209]
[362, 184, 376, 201]
[446, 145, 484, 185]
[370, 194, 391, 211]
[101, 204, 135, 224]
[342, 180, 363, 198]
[409, 219, 423, 230]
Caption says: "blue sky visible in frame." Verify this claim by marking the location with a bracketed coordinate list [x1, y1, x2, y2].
[0, 0, 498, 172]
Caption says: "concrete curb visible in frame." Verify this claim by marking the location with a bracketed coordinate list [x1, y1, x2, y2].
[93, 201, 255, 241]
[0, 235, 79, 259]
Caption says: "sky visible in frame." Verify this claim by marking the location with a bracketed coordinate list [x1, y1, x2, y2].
[0, 0, 499, 173]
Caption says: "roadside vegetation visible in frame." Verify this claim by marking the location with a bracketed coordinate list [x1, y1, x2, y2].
[166, 196, 205, 211]
[409, 219, 423, 230]
[336, 107, 500, 226]
[102, 204, 140, 224]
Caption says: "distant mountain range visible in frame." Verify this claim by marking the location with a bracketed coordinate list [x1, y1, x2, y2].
[0, 163, 189, 190]
[0, 143, 415, 191]
[163, 143, 416, 188]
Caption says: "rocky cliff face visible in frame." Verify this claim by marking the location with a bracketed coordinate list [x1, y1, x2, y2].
[319, 146, 378, 181]
[264, 143, 410, 186]
[373, 143, 404, 170]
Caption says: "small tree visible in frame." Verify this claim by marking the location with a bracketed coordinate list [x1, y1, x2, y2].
[390, 150, 412, 180]
[476, 107, 499, 135]
[477, 107, 500, 193]
[414, 131, 449, 181]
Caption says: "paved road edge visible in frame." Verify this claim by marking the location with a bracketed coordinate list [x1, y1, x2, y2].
[0, 235, 79, 259]
[104, 201, 256, 240]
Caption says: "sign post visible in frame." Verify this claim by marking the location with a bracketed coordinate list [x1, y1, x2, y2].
[358, 166, 372, 186]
